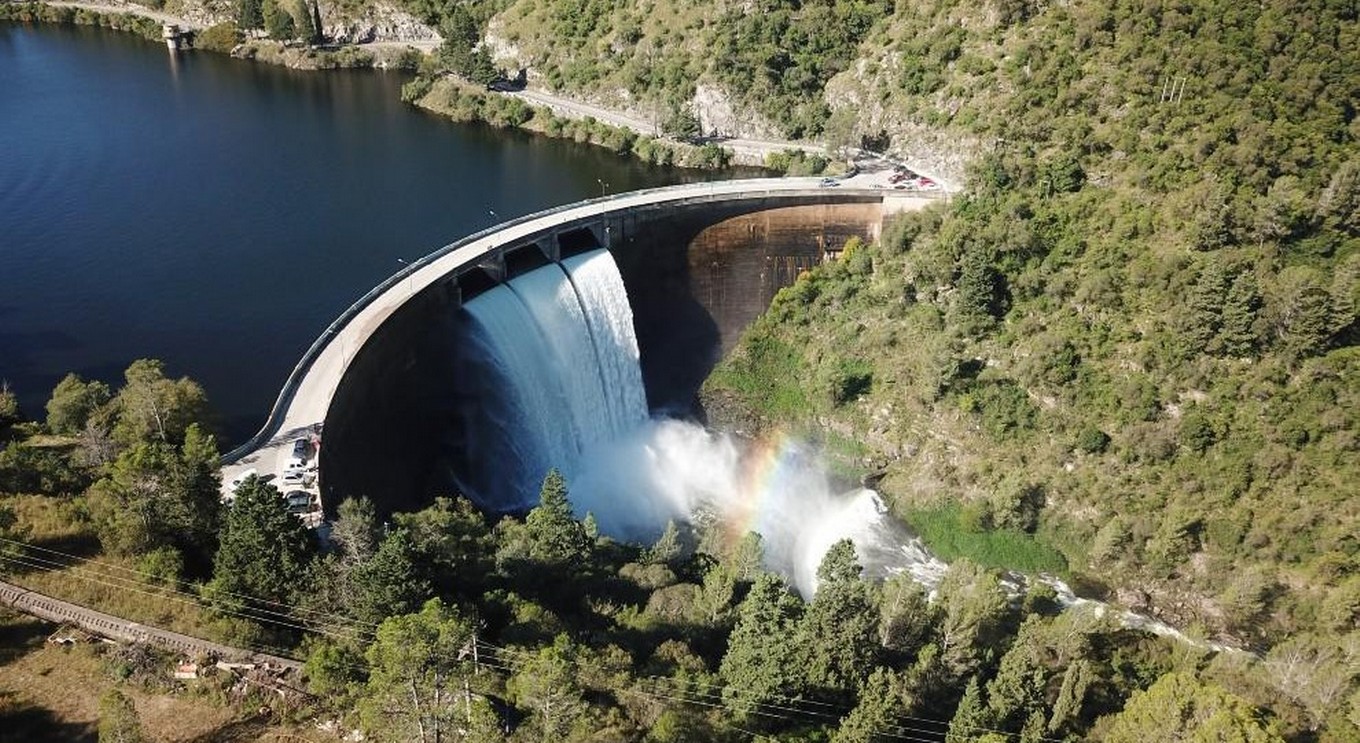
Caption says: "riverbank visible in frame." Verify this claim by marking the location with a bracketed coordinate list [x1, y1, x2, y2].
[3, 1, 910, 176]
[1, 1, 430, 68]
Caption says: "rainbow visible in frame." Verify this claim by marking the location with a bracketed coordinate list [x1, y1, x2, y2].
[720, 430, 817, 547]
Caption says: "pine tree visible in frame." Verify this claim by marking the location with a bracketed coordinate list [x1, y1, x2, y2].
[1183, 261, 1229, 355]
[644, 519, 682, 565]
[208, 475, 314, 613]
[1048, 659, 1092, 734]
[262, 0, 293, 39]
[719, 573, 805, 720]
[798, 540, 880, 703]
[237, 0, 263, 31]
[349, 528, 433, 625]
[878, 572, 936, 656]
[1218, 272, 1262, 357]
[951, 246, 1002, 332]
[308, 0, 323, 43]
[832, 668, 910, 743]
[524, 469, 590, 565]
[936, 560, 1012, 682]
[985, 617, 1049, 732]
[728, 530, 765, 582]
[947, 676, 995, 743]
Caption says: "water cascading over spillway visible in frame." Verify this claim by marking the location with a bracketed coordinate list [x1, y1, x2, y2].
[461, 249, 648, 510]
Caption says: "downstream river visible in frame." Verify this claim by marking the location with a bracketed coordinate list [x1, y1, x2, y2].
[0, 23, 704, 443]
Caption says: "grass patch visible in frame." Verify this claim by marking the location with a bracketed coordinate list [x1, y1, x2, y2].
[0, 496, 232, 645]
[705, 326, 811, 419]
[901, 502, 1068, 575]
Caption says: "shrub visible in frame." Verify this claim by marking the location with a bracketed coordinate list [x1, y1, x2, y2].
[194, 23, 240, 53]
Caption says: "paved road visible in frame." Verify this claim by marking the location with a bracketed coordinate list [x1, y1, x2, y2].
[503, 88, 957, 192]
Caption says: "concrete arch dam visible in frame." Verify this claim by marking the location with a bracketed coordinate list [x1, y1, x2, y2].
[221, 179, 938, 517]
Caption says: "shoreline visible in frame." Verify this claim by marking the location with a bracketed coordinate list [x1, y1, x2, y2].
[2, 1, 958, 180]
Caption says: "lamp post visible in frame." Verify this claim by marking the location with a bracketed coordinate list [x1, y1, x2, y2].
[597, 179, 608, 197]
[396, 258, 413, 295]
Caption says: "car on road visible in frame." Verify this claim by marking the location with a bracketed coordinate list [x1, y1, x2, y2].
[283, 437, 311, 470]
[281, 469, 313, 487]
[819, 177, 840, 187]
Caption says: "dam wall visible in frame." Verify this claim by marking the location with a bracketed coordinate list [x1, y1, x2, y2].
[220, 179, 937, 517]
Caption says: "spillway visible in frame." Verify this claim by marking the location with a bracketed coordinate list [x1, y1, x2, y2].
[460, 249, 648, 509]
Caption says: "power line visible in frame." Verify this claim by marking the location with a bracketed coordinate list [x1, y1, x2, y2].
[0, 536, 384, 633]
[0, 541, 1106, 742]
[0, 550, 369, 645]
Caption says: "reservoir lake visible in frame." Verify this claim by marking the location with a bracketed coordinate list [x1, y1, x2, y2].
[0, 22, 707, 443]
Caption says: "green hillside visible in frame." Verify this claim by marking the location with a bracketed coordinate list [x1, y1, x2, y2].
[699, 0, 1358, 643]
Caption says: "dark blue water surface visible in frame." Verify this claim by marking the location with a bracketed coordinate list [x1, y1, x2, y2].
[0, 22, 703, 443]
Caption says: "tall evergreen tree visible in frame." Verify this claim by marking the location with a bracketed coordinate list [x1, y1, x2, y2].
[208, 475, 314, 615]
[349, 528, 433, 625]
[1219, 271, 1262, 357]
[719, 573, 806, 721]
[524, 469, 590, 565]
[262, 0, 294, 39]
[832, 667, 912, 743]
[947, 676, 995, 743]
[1183, 261, 1229, 355]
[798, 540, 880, 702]
[935, 560, 1012, 682]
[644, 519, 683, 565]
[237, 0, 263, 30]
[878, 572, 936, 657]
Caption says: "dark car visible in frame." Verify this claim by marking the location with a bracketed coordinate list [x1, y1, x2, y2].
[284, 491, 312, 514]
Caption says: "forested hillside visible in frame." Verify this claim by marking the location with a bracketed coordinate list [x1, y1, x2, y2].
[700, 0, 1359, 704]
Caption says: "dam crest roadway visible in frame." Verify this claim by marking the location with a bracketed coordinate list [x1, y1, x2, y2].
[218, 176, 944, 516]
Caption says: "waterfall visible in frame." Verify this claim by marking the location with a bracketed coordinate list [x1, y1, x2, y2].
[463, 252, 945, 593]
[462, 250, 648, 510]
[562, 250, 649, 436]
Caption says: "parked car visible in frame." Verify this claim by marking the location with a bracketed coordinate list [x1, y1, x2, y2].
[284, 491, 312, 515]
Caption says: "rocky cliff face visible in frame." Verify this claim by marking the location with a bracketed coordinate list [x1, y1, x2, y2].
[318, 0, 438, 44]
[164, 0, 437, 43]
[824, 56, 974, 188]
[692, 83, 781, 141]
